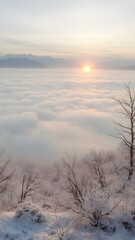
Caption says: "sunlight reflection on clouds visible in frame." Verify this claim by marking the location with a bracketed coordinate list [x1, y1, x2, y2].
[0, 68, 134, 162]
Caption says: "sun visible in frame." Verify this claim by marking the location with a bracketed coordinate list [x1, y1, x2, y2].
[83, 65, 91, 72]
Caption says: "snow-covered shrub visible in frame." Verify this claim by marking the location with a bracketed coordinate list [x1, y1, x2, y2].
[58, 158, 118, 231]
[120, 212, 135, 232]
[82, 188, 116, 231]
[15, 201, 45, 223]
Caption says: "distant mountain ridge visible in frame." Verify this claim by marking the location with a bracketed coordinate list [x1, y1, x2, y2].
[0, 54, 135, 69]
[0, 54, 74, 68]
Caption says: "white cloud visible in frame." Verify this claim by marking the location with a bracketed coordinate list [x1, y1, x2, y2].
[0, 68, 133, 162]
[0, 112, 38, 135]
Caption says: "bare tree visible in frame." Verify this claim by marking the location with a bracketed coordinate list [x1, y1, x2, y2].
[113, 84, 135, 180]
[64, 158, 84, 211]
[0, 159, 13, 193]
[0, 148, 14, 194]
[86, 151, 107, 188]
[19, 172, 40, 203]
[57, 154, 86, 214]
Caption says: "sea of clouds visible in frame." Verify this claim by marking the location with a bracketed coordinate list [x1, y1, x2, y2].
[0, 68, 134, 163]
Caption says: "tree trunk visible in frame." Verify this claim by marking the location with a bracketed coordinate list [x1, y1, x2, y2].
[128, 146, 133, 180]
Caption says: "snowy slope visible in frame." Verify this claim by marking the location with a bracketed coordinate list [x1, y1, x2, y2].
[0, 211, 135, 240]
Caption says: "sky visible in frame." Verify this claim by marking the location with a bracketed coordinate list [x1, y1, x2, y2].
[0, 0, 135, 60]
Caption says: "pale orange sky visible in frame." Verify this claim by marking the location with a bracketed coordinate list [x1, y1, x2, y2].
[0, 0, 135, 60]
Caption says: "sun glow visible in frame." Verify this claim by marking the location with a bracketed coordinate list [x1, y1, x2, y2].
[83, 66, 91, 72]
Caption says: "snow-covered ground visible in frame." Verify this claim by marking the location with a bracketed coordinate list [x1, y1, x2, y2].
[0, 210, 135, 240]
